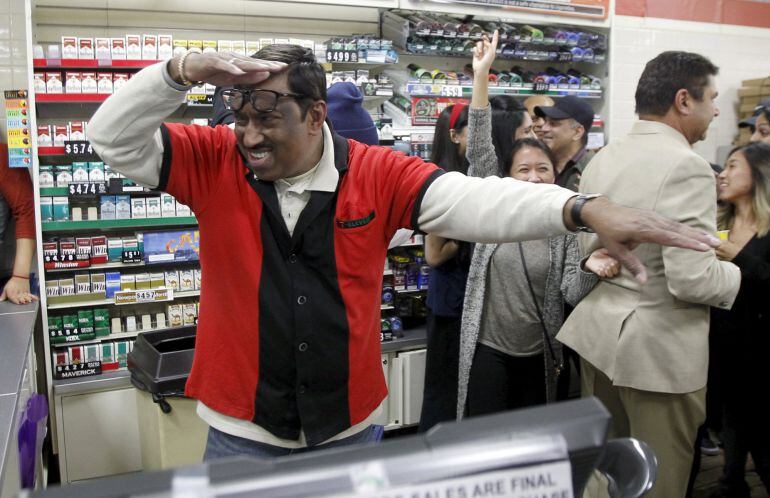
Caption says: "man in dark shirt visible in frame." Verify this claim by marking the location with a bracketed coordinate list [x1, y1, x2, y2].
[535, 96, 595, 192]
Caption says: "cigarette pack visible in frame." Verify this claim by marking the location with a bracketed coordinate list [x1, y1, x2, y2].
[131, 197, 146, 218]
[75, 274, 91, 294]
[69, 121, 86, 141]
[37, 125, 52, 147]
[113, 73, 130, 92]
[158, 35, 173, 59]
[179, 269, 194, 291]
[91, 236, 108, 263]
[246, 41, 260, 55]
[100, 196, 116, 220]
[120, 274, 136, 291]
[146, 197, 161, 218]
[232, 40, 246, 55]
[97, 72, 113, 94]
[53, 126, 69, 147]
[126, 35, 141, 60]
[164, 270, 180, 291]
[81, 72, 97, 93]
[135, 272, 151, 290]
[53, 197, 70, 221]
[88, 161, 104, 182]
[34, 73, 46, 94]
[172, 40, 188, 57]
[202, 40, 218, 53]
[142, 34, 157, 60]
[46, 72, 63, 94]
[91, 273, 106, 294]
[40, 197, 53, 221]
[95, 37, 111, 59]
[115, 195, 131, 219]
[111, 37, 126, 59]
[78, 38, 94, 59]
[61, 36, 78, 59]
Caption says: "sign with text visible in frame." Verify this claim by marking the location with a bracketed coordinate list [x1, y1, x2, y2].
[64, 140, 95, 157]
[417, 0, 608, 19]
[114, 288, 173, 305]
[54, 361, 102, 379]
[68, 181, 107, 198]
[339, 460, 574, 498]
[4, 90, 31, 168]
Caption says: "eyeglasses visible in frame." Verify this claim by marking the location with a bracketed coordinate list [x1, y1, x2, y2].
[221, 88, 307, 113]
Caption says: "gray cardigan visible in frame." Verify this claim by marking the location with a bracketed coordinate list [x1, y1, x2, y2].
[456, 106, 598, 420]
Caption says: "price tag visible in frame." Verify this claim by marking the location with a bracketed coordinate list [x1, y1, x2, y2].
[558, 52, 573, 62]
[326, 50, 358, 63]
[533, 82, 550, 93]
[121, 250, 143, 264]
[54, 361, 102, 380]
[440, 86, 463, 97]
[64, 140, 95, 157]
[114, 287, 173, 305]
[68, 182, 107, 198]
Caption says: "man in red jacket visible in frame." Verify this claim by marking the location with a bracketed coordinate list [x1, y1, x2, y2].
[89, 44, 722, 460]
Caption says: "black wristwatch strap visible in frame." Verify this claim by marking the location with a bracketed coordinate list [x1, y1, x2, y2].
[571, 194, 601, 233]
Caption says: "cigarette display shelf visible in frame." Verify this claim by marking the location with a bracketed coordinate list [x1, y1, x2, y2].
[51, 367, 130, 390]
[45, 259, 199, 273]
[33, 58, 161, 70]
[47, 289, 201, 310]
[42, 216, 198, 232]
[405, 82, 602, 99]
[34, 95, 211, 119]
[50, 324, 194, 348]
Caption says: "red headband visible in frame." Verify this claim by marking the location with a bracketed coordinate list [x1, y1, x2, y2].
[449, 104, 467, 130]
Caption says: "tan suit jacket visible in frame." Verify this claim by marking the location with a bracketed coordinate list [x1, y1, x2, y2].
[557, 120, 741, 394]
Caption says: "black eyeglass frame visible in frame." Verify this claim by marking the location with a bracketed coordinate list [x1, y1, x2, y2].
[221, 88, 309, 113]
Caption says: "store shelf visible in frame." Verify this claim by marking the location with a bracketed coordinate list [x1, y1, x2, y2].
[380, 304, 395, 310]
[400, 51, 605, 65]
[50, 324, 195, 347]
[33, 58, 160, 70]
[34, 98, 211, 119]
[405, 83, 602, 99]
[36, 93, 110, 103]
[52, 368, 130, 393]
[45, 259, 199, 273]
[47, 289, 200, 310]
[42, 217, 197, 232]
[37, 146, 67, 156]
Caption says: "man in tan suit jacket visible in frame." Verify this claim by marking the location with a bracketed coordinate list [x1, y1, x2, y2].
[557, 52, 741, 498]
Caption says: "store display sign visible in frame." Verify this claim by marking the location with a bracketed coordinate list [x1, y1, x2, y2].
[339, 460, 574, 498]
[4, 90, 32, 168]
[143, 230, 200, 264]
[64, 140, 95, 157]
[411, 96, 467, 125]
[68, 181, 107, 198]
[114, 288, 173, 305]
[417, 0, 608, 19]
[326, 49, 359, 63]
[121, 249, 143, 264]
[54, 361, 102, 379]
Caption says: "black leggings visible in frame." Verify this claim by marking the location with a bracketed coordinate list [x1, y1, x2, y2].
[418, 312, 461, 432]
[467, 343, 545, 417]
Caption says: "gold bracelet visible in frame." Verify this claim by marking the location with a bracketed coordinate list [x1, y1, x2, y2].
[178, 48, 203, 86]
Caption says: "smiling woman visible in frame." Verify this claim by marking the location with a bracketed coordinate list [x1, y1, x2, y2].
[711, 141, 770, 497]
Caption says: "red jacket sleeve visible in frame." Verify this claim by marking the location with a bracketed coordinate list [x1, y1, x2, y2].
[0, 149, 35, 239]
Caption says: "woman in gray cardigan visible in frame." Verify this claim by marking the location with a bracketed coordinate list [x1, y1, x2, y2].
[457, 32, 619, 420]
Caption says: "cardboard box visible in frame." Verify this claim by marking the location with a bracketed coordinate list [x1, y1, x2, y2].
[81, 72, 97, 93]
[111, 37, 127, 60]
[91, 236, 108, 263]
[158, 35, 173, 59]
[179, 269, 195, 291]
[166, 305, 183, 327]
[97, 72, 113, 94]
[113, 73, 130, 92]
[75, 237, 92, 259]
[37, 126, 53, 148]
[59, 278, 75, 296]
[115, 195, 131, 219]
[161, 193, 176, 217]
[90, 273, 106, 293]
[95, 37, 111, 59]
[61, 36, 78, 59]
[53, 197, 70, 221]
[69, 121, 86, 141]
[107, 238, 123, 262]
[202, 40, 218, 54]
[53, 126, 69, 147]
[34, 73, 46, 94]
[183, 303, 197, 325]
[135, 273, 151, 290]
[146, 197, 161, 218]
[75, 274, 91, 294]
[40, 197, 53, 221]
[246, 41, 260, 55]
[126, 35, 142, 60]
[100, 196, 116, 220]
[46, 72, 63, 94]
[172, 40, 187, 57]
[39, 165, 54, 187]
[72, 162, 89, 182]
[45, 280, 59, 297]
[78, 38, 94, 59]
[142, 34, 158, 60]
[150, 272, 165, 288]
[164, 270, 180, 291]
[131, 197, 146, 218]
[120, 274, 136, 291]
[89, 161, 105, 182]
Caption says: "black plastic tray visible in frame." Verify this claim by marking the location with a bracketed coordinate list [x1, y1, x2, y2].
[127, 326, 197, 396]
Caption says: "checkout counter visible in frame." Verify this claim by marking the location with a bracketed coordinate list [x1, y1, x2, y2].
[0, 301, 41, 497]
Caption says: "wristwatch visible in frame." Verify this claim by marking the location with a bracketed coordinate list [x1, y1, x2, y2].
[570, 194, 603, 233]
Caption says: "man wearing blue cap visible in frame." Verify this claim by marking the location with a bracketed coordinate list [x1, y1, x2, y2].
[535, 95, 595, 192]
[326, 82, 380, 146]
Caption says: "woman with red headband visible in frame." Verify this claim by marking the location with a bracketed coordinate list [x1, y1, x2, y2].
[419, 103, 472, 432]
[456, 32, 619, 419]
